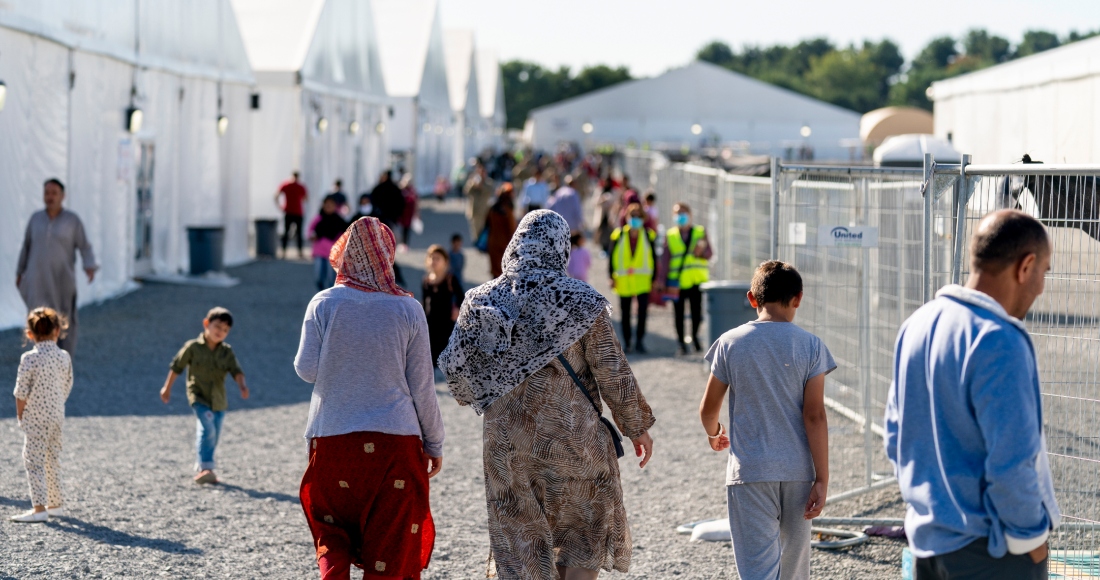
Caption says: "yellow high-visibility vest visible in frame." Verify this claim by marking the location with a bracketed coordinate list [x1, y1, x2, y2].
[610, 226, 655, 297]
[666, 225, 710, 290]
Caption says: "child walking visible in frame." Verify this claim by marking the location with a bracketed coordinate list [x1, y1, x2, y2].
[567, 231, 592, 282]
[422, 245, 464, 368]
[160, 307, 249, 485]
[11, 307, 73, 522]
[699, 261, 835, 580]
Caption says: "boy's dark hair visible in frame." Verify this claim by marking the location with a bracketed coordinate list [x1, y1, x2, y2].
[750, 261, 803, 306]
[970, 209, 1049, 273]
[451, 233, 463, 243]
[205, 307, 234, 327]
[44, 178, 65, 192]
[570, 232, 583, 247]
[644, 192, 656, 203]
[26, 307, 68, 341]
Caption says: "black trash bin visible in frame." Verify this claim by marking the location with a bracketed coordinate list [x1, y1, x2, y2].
[187, 226, 225, 276]
[700, 281, 756, 349]
[254, 219, 278, 258]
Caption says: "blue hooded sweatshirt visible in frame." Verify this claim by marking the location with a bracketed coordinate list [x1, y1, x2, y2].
[885, 285, 1059, 558]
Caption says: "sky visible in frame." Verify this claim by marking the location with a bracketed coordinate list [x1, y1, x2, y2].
[439, 0, 1100, 77]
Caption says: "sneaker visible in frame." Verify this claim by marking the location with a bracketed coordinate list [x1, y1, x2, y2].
[46, 507, 65, 518]
[10, 510, 48, 523]
[678, 343, 689, 356]
[635, 343, 648, 354]
[194, 470, 218, 485]
[692, 336, 703, 352]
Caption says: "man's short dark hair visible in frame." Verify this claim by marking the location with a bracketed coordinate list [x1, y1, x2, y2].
[292, 171, 300, 179]
[44, 178, 65, 192]
[751, 261, 803, 306]
[451, 233, 463, 243]
[970, 210, 1050, 273]
[205, 306, 233, 327]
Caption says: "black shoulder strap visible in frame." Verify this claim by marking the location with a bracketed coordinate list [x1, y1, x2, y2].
[557, 354, 601, 415]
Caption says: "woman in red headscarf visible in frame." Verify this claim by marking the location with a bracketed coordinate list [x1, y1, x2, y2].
[294, 217, 444, 580]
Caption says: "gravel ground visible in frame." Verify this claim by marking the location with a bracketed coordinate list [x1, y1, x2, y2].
[0, 199, 905, 579]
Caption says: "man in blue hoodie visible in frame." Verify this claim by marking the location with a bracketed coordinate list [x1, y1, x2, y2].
[886, 209, 1060, 579]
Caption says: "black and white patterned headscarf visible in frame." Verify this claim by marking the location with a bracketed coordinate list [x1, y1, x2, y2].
[439, 210, 609, 414]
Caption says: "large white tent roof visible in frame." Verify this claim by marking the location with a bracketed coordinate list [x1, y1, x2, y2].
[443, 29, 475, 112]
[372, 0, 449, 111]
[231, 0, 386, 98]
[476, 48, 505, 122]
[931, 35, 1100, 100]
[528, 60, 860, 152]
[0, 0, 253, 83]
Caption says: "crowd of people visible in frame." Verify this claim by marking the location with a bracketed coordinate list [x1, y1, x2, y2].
[8, 153, 1063, 580]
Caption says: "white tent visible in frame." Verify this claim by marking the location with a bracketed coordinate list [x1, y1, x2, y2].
[373, 0, 453, 191]
[873, 134, 959, 167]
[232, 0, 389, 223]
[476, 48, 507, 153]
[0, 0, 254, 330]
[443, 29, 481, 169]
[525, 60, 861, 160]
[931, 36, 1100, 164]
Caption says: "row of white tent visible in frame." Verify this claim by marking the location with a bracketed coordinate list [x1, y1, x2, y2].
[0, 0, 506, 329]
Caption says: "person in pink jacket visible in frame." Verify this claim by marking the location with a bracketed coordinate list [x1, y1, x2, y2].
[307, 197, 348, 290]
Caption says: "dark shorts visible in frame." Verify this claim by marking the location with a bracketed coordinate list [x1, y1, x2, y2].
[916, 538, 1046, 580]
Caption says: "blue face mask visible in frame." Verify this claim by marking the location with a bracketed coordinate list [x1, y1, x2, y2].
[675, 213, 689, 227]
[629, 217, 644, 229]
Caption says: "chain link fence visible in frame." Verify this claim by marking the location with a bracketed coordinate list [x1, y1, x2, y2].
[623, 150, 1100, 558]
[934, 159, 1100, 559]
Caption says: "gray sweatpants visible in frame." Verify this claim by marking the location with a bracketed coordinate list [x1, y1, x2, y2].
[727, 481, 813, 580]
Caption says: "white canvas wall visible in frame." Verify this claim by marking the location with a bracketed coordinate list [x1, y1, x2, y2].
[67, 50, 133, 307]
[248, 87, 302, 220]
[220, 82, 253, 265]
[0, 28, 70, 329]
[140, 69, 184, 275]
[934, 77, 1100, 164]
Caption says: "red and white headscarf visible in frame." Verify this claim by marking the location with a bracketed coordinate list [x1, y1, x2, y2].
[329, 217, 412, 297]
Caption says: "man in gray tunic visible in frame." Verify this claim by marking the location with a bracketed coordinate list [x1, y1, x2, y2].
[16, 178, 98, 353]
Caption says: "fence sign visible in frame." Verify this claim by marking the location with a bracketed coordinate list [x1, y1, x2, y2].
[818, 225, 879, 248]
[788, 222, 807, 245]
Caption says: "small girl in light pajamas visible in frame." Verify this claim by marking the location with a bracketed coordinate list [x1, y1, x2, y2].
[11, 307, 73, 523]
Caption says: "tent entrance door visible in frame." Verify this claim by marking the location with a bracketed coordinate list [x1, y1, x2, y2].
[133, 141, 155, 276]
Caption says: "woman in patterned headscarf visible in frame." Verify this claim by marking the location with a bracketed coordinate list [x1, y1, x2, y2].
[294, 217, 444, 580]
[439, 210, 656, 580]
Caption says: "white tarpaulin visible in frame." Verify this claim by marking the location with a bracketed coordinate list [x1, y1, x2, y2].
[233, 0, 389, 220]
[0, 0, 255, 330]
[444, 29, 482, 167]
[932, 36, 1100, 164]
[374, 0, 454, 189]
[476, 48, 506, 153]
[526, 60, 861, 160]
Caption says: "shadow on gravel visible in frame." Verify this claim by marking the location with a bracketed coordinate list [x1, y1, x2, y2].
[0, 495, 26, 508]
[0, 261, 318, 418]
[46, 517, 202, 554]
[218, 483, 300, 505]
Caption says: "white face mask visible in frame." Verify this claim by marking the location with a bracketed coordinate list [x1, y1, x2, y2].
[359, 203, 372, 214]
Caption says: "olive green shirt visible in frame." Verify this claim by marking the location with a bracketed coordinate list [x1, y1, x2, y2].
[170, 333, 244, 411]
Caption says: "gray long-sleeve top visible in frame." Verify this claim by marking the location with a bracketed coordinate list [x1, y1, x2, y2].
[294, 285, 445, 457]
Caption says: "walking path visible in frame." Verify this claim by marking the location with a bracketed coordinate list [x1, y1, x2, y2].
[0, 199, 904, 578]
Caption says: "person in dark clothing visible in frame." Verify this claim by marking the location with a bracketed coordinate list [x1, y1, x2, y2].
[370, 170, 406, 229]
[326, 179, 349, 217]
[421, 244, 464, 367]
[350, 194, 373, 223]
[308, 198, 349, 290]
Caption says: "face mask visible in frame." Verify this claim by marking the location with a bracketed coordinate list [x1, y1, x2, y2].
[629, 217, 644, 229]
[675, 213, 689, 227]
[359, 203, 372, 215]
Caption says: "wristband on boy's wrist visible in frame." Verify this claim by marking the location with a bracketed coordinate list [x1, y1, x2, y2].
[707, 423, 725, 439]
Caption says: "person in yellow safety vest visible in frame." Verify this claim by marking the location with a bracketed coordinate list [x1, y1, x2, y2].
[609, 202, 658, 354]
[656, 202, 713, 355]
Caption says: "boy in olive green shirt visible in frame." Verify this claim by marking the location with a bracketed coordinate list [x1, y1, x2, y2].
[160, 307, 249, 484]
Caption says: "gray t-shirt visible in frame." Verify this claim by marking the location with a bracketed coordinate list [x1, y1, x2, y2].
[704, 320, 836, 485]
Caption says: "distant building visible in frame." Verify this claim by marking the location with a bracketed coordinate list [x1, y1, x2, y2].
[0, 0, 255, 328]
[232, 0, 390, 219]
[373, 0, 454, 191]
[523, 60, 861, 160]
[931, 36, 1100, 164]
[476, 49, 507, 153]
[443, 29, 482, 171]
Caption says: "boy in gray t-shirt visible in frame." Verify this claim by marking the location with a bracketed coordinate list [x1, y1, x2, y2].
[701, 260, 835, 580]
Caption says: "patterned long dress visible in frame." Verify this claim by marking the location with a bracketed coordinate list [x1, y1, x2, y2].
[482, 311, 656, 578]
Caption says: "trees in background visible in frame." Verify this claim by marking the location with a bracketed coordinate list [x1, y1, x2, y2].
[502, 28, 1098, 127]
[701, 28, 1097, 112]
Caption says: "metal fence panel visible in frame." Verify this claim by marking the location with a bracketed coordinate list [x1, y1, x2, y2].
[935, 161, 1100, 555]
[774, 165, 924, 497]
